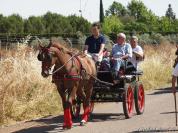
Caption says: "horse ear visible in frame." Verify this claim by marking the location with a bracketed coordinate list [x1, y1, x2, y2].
[47, 42, 52, 48]
[35, 36, 43, 48]
[38, 45, 43, 50]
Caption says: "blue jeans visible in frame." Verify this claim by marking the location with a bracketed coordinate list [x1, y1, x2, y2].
[112, 59, 125, 71]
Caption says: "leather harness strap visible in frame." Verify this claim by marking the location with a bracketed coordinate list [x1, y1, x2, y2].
[53, 52, 84, 81]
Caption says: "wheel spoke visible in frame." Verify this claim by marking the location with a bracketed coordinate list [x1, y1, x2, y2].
[127, 87, 133, 113]
[138, 85, 144, 110]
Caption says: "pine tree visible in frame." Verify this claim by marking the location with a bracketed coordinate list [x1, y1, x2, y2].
[165, 4, 176, 20]
[100, 0, 104, 23]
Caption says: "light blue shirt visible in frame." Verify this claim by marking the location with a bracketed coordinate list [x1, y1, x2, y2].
[112, 43, 132, 59]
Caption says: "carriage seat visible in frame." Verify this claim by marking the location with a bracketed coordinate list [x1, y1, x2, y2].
[131, 70, 143, 75]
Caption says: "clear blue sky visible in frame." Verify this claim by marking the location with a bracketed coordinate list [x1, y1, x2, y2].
[0, 0, 177, 22]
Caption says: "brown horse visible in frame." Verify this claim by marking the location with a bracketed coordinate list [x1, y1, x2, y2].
[37, 41, 96, 129]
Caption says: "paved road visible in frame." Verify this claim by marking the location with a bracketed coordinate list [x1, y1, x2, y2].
[1, 87, 178, 133]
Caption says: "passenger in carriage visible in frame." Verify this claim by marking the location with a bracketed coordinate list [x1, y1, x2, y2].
[172, 43, 178, 93]
[83, 22, 106, 62]
[129, 36, 144, 70]
[111, 33, 132, 79]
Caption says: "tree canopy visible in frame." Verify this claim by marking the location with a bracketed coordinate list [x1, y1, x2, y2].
[0, 0, 177, 35]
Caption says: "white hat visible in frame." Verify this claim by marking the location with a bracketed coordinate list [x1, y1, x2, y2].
[117, 33, 126, 39]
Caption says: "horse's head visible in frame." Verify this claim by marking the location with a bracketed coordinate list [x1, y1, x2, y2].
[37, 40, 56, 78]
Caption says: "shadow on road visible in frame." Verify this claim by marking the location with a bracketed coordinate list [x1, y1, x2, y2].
[90, 113, 125, 122]
[12, 115, 67, 133]
[12, 112, 126, 133]
[160, 111, 178, 115]
[148, 87, 174, 95]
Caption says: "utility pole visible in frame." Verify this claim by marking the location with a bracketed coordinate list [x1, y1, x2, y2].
[79, 0, 82, 17]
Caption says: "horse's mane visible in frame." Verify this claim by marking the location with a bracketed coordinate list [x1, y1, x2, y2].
[51, 42, 81, 55]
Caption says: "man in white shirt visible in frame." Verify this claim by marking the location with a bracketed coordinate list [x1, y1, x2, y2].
[129, 36, 144, 69]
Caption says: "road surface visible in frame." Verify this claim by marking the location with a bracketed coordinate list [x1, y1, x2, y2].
[1, 87, 178, 133]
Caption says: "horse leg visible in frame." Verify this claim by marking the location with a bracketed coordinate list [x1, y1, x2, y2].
[56, 85, 73, 129]
[80, 81, 93, 126]
[63, 81, 80, 129]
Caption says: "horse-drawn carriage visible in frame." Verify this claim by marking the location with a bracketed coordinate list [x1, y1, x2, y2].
[71, 60, 145, 119]
[37, 41, 145, 128]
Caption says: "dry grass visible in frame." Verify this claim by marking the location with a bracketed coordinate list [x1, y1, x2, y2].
[140, 43, 175, 90]
[0, 42, 176, 126]
[0, 45, 62, 126]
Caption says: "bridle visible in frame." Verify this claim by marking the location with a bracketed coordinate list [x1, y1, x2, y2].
[49, 51, 80, 75]
[38, 46, 80, 76]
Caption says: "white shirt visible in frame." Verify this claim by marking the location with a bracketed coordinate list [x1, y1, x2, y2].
[173, 64, 178, 77]
[130, 45, 143, 68]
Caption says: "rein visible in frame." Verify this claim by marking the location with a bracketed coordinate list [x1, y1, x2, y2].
[49, 51, 80, 75]
[48, 49, 114, 86]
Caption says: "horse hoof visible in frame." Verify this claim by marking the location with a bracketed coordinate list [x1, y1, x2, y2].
[80, 120, 86, 126]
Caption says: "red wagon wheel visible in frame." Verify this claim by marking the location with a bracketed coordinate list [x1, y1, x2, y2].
[70, 97, 81, 119]
[123, 83, 134, 119]
[134, 82, 145, 115]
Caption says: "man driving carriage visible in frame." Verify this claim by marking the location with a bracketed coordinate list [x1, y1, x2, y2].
[83, 22, 106, 62]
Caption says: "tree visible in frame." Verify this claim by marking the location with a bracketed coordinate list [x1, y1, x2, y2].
[166, 4, 176, 20]
[0, 14, 5, 33]
[43, 12, 73, 34]
[102, 16, 124, 34]
[100, 0, 104, 23]
[1, 14, 24, 33]
[24, 16, 45, 34]
[68, 15, 91, 33]
[105, 1, 127, 17]
[127, 0, 148, 21]
[124, 21, 149, 32]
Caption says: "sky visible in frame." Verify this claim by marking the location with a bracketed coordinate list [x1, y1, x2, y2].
[0, 0, 178, 22]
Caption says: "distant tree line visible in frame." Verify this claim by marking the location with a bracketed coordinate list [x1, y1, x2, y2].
[102, 0, 178, 34]
[0, 12, 91, 35]
[0, 0, 178, 36]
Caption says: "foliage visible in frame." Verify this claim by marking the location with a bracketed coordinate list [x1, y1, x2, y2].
[127, 0, 148, 21]
[165, 4, 176, 20]
[105, 1, 128, 17]
[68, 15, 91, 33]
[102, 16, 124, 34]
[0, 1, 178, 35]
[0, 12, 91, 35]
[24, 16, 45, 34]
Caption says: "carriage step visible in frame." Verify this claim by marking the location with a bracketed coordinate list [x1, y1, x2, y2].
[93, 88, 124, 94]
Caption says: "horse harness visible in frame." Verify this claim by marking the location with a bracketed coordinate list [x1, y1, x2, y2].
[52, 52, 86, 81]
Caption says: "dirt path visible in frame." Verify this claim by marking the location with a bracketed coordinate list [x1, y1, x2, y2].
[1, 87, 178, 133]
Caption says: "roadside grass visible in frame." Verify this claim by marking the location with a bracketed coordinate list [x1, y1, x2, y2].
[140, 43, 175, 90]
[0, 45, 62, 126]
